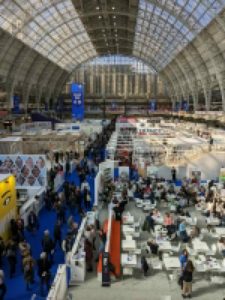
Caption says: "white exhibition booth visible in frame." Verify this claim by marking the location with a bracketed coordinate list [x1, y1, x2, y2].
[19, 187, 45, 226]
[94, 159, 115, 206]
[47, 264, 67, 300]
[69, 211, 96, 285]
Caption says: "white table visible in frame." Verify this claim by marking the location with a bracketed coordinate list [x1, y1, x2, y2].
[206, 217, 220, 226]
[123, 215, 134, 225]
[163, 257, 180, 270]
[158, 241, 172, 252]
[122, 240, 137, 251]
[122, 225, 135, 235]
[214, 227, 225, 237]
[192, 240, 209, 253]
[121, 254, 137, 267]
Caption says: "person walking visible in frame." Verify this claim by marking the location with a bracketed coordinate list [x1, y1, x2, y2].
[53, 220, 62, 249]
[41, 230, 55, 263]
[23, 254, 35, 291]
[0, 270, 6, 300]
[37, 252, 51, 296]
[6, 240, 17, 278]
[27, 211, 39, 233]
[182, 260, 195, 298]
[0, 238, 5, 268]
[171, 166, 177, 182]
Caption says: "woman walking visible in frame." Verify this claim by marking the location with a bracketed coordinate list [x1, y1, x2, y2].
[182, 260, 195, 298]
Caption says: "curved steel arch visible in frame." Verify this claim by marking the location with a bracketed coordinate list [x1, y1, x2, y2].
[3, 9, 194, 72]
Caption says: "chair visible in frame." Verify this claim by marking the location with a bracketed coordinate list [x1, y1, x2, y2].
[151, 259, 163, 270]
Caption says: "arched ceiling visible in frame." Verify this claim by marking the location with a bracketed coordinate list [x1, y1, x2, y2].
[0, 0, 225, 72]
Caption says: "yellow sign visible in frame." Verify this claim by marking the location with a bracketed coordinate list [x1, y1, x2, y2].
[0, 175, 17, 240]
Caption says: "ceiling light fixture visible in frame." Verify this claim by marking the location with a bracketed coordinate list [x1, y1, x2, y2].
[112, 6, 115, 10]
[98, 15, 102, 19]
[96, 6, 100, 10]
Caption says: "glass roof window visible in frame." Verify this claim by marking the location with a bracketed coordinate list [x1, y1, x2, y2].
[0, 0, 97, 71]
[88, 55, 156, 74]
[134, 0, 225, 70]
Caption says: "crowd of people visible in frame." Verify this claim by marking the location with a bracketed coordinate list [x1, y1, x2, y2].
[98, 164, 225, 298]
[0, 120, 116, 299]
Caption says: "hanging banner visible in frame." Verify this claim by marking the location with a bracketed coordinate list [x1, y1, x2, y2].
[149, 100, 157, 111]
[182, 100, 189, 112]
[71, 83, 84, 120]
[12, 95, 20, 114]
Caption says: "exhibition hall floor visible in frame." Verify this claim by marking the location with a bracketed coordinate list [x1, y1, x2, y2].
[68, 151, 225, 300]
[4, 169, 94, 300]
[68, 200, 225, 300]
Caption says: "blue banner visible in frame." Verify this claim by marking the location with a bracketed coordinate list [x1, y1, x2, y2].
[181, 100, 189, 112]
[71, 83, 84, 120]
[149, 100, 157, 111]
[12, 95, 20, 113]
[174, 101, 180, 112]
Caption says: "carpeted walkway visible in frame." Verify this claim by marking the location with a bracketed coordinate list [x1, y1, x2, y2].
[4, 169, 95, 300]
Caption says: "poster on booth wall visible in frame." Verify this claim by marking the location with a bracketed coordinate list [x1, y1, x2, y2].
[147, 166, 158, 177]
[189, 168, 201, 184]
[149, 100, 157, 112]
[71, 83, 84, 121]
[0, 155, 47, 188]
[0, 175, 17, 240]
[118, 166, 129, 182]
[219, 168, 225, 182]
[12, 95, 20, 114]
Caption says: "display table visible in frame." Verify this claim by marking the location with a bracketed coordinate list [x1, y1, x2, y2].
[122, 215, 134, 225]
[122, 240, 136, 251]
[158, 241, 172, 252]
[214, 227, 225, 237]
[192, 239, 209, 253]
[194, 257, 222, 272]
[206, 217, 220, 226]
[163, 256, 180, 270]
[122, 225, 135, 235]
[121, 254, 137, 267]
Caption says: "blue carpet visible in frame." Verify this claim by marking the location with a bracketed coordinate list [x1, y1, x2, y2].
[4, 169, 94, 300]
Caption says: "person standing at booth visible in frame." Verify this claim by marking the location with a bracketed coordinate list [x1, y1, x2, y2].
[37, 252, 51, 296]
[171, 167, 177, 182]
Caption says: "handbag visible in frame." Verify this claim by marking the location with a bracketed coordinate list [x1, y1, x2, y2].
[178, 275, 183, 289]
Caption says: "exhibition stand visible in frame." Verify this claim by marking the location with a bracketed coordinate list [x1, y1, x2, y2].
[46, 264, 67, 300]
[19, 187, 45, 226]
[69, 212, 96, 285]
[69, 216, 87, 284]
